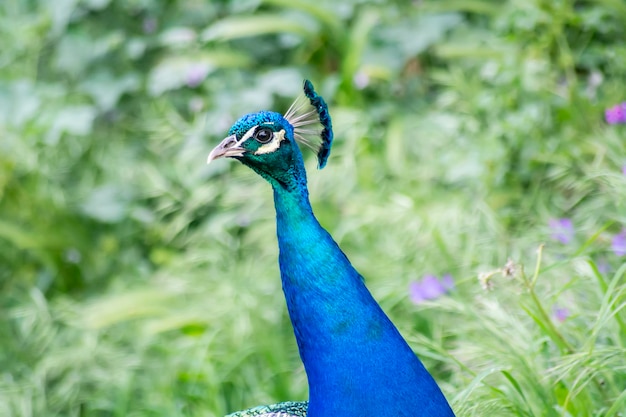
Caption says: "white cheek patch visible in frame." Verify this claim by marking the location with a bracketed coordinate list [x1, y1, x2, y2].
[254, 129, 286, 155]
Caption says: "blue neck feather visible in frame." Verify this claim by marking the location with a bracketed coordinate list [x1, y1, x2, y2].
[271, 162, 454, 416]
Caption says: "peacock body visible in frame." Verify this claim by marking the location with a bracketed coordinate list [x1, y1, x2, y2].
[209, 81, 455, 417]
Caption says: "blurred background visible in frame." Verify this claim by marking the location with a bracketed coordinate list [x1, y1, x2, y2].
[1, 0, 625, 416]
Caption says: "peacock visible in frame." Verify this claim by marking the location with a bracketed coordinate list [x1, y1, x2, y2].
[208, 80, 455, 417]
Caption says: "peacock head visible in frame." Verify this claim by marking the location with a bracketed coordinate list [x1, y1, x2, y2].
[207, 80, 333, 189]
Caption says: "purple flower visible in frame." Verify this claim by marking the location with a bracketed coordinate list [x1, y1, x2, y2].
[611, 230, 626, 256]
[605, 102, 626, 124]
[409, 282, 427, 304]
[441, 274, 454, 290]
[421, 275, 445, 299]
[186, 64, 209, 88]
[549, 218, 574, 244]
[622, 165, 626, 176]
[553, 306, 570, 323]
[409, 274, 454, 305]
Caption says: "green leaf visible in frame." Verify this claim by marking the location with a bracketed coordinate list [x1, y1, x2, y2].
[45, 105, 97, 145]
[148, 51, 252, 95]
[158, 27, 197, 47]
[79, 71, 139, 111]
[80, 185, 132, 223]
[201, 13, 317, 41]
[374, 13, 463, 60]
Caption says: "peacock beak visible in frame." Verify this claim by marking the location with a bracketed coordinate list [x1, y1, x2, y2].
[207, 134, 246, 163]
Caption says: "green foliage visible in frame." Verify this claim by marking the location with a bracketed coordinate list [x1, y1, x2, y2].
[1, 0, 625, 416]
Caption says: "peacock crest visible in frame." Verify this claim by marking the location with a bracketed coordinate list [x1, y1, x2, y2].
[284, 80, 334, 169]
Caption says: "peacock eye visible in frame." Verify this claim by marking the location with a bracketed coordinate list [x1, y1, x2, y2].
[254, 127, 273, 144]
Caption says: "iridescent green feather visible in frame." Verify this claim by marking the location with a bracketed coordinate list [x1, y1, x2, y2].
[225, 401, 308, 417]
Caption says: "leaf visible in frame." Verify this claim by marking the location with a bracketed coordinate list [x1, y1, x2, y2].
[147, 52, 252, 95]
[82, 0, 112, 10]
[201, 13, 317, 41]
[45, 105, 97, 145]
[257, 68, 303, 97]
[158, 27, 197, 47]
[374, 13, 463, 59]
[262, 0, 343, 34]
[0, 220, 53, 249]
[80, 184, 132, 223]
[53, 31, 125, 77]
[605, 388, 626, 417]
[0, 80, 41, 127]
[53, 33, 96, 76]
[43, 0, 79, 36]
[79, 71, 140, 111]
[501, 370, 534, 416]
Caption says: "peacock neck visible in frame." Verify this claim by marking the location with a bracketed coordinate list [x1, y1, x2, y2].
[271, 184, 455, 417]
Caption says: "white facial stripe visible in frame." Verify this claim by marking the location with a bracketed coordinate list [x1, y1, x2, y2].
[240, 125, 259, 143]
[254, 129, 286, 155]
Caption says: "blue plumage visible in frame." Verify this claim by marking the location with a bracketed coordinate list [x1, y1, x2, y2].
[208, 81, 455, 417]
